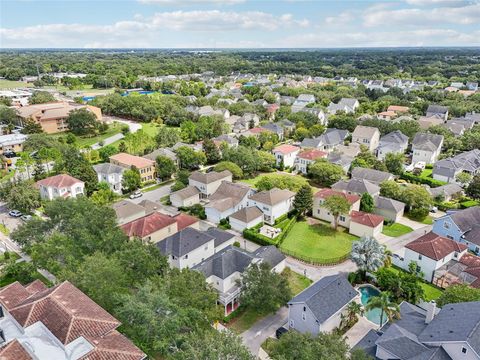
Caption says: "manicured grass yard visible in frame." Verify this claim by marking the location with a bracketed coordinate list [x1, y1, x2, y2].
[282, 268, 312, 295]
[382, 223, 414, 237]
[141, 122, 161, 137]
[389, 266, 443, 301]
[46, 122, 123, 148]
[0, 79, 33, 89]
[280, 221, 358, 265]
[406, 213, 434, 225]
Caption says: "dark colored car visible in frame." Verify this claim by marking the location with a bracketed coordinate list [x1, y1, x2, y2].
[275, 326, 288, 339]
[3, 151, 16, 158]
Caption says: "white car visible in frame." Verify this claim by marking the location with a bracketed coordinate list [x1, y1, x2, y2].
[8, 210, 22, 217]
[129, 190, 143, 199]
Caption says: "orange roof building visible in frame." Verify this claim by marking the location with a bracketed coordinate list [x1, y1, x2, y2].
[109, 153, 155, 183]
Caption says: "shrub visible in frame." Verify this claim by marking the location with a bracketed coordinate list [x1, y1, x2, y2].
[400, 172, 445, 188]
[233, 241, 241, 248]
[460, 200, 479, 208]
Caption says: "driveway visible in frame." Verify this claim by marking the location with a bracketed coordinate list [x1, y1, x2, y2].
[380, 225, 432, 252]
[0, 203, 22, 233]
[129, 183, 173, 205]
[241, 307, 288, 356]
[285, 257, 357, 282]
[91, 116, 142, 150]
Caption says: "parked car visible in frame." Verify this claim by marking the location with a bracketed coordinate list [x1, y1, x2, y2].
[129, 190, 143, 199]
[275, 326, 288, 339]
[8, 210, 22, 217]
[3, 151, 16, 158]
[430, 206, 438, 213]
[20, 215, 32, 222]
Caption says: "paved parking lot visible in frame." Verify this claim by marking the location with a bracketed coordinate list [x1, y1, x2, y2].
[0, 202, 22, 233]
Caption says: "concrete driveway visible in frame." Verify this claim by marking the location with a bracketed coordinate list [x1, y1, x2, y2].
[0, 203, 22, 233]
[91, 116, 142, 150]
[129, 183, 173, 205]
[285, 257, 357, 282]
[380, 225, 432, 252]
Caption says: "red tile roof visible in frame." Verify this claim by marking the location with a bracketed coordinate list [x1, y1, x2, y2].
[110, 153, 154, 169]
[121, 212, 177, 238]
[249, 127, 267, 134]
[0, 339, 32, 360]
[459, 253, 480, 288]
[0, 281, 145, 360]
[273, 144, 300, 154]
[350, 210, 384, 228]
[314, 188, 360, 205]
[297, 149, 327, 161]
[174, 213, 199, 231]
[406, 232, 467, 261]
[36, 174, 83, 188]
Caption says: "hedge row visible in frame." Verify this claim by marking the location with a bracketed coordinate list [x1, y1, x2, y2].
[243, 216, 297, 247]
[400, 172, 446, 188]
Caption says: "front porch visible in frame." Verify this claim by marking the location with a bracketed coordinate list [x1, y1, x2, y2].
[220, 286, 242, 316]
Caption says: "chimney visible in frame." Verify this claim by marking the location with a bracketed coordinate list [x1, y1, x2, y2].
[425, 300, 436, 324]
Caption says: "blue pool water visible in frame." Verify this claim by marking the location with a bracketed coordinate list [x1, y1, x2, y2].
[359, 285, 387, 326]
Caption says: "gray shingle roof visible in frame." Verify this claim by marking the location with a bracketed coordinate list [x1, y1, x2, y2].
[189, 170, 232, 184]
[331, 179, 379, 196]
[448, 206, 480, 232]
[229, 206, 263, 223]
[379, 130, 409, 146]
[253, 246, 285, 268]
[93, 163, 125, 175]
[143, 148, 177, 162]
[427, 104, 448, 115]
[412, 133, 443, 151]
[157, 227, 214, 257]
[374, 195, 405, 213]
[288, 274, 357, 324]
[248, 188, 295, 206]
[351, 167, 394, 184]
[170, 185, 200, 200]
[205, 227, 236, 248]
[193, 246, 254, 279]
[206, 182, 251, 212]
[428, 184, 463, 199]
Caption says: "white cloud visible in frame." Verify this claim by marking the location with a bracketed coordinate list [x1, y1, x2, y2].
[404, 0, 473, 7]
[364, 2, 480, 26]
[324, 11, 354, 25]
[138, 0, 245, 5]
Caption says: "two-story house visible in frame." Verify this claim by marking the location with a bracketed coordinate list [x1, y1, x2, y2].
[352, 125, 380, 152]
[300, 128, 349, 152]
[109, 153, 155, 183]
[272, 144, 300, 168]
[247, 188, 295, 225]
[93, 163, 125, 194]
[331, 178, 380, 197]
[376, 130, 409, 161]
[36, 174, 85, 201]
[432, 207, 480, 254]
[433, 149, 480, 184]
[188, 170, 232, 199]
[288, 274, 359, 335]
[351, 167, 394, 184]
[313, 189, 360, 228]
[426, 104, 449, 121]
[295, 149, 327, 174]
[412, 133, 444, 165]
[327, 98, 359, 115]
[205, 181, 253, 223]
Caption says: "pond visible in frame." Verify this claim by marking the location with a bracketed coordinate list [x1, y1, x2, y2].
[358, 284, 388, 326]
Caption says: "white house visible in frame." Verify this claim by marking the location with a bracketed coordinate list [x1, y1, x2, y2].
[393, 232, 468, 283]
[295, 149, 327, 174]
[229, 206, 264, 232]
[188, 170, 232, 199]
[205, 182, 253, 223]
[412, 133, 444, 165]
[36, 174, 85, 201]
[288, 274, 359, 335]
[247, 188, 295, 225]
[352, 125, 380, 152]
[312, 189, 360, 228]
[272, 144, 300, 168]
[348, 210, 384, 238]
[93, 163, 125, 194]
[169, 186, 200, 208]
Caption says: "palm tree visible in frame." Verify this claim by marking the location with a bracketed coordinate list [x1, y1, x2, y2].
[351, 236, 386, 279]
[366, 292, 400, 329]
[345, 301, 363, 326]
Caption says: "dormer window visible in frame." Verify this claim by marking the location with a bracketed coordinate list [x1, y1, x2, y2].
[444, 222, 450, 229]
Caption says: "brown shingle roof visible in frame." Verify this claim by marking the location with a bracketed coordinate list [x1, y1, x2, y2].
[350, 210, 384, 227]
[314, 188, 360, 205]
[36, 174, 83, 188]
[406, 232, 467, 261]
[80, 331, 146, 360]
[207, 182, 251, 212]
[121, 212, 177, 238]
[0, 339, 32, 360]
[171, 185, 200, 199]
[110, 153, 154, 169]
[229, 206, 263, 223]
[249, 188, 295, 206]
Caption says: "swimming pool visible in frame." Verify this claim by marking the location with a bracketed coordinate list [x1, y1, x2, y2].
[358, 285, 387, 326]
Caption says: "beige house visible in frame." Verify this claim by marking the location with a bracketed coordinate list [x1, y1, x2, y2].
[16, 101, 102, 134]
[349, 211, 384, 238]
[313, 189, 360, 228]
[112, 200, 146, 225]
[352, 125, 380, 152]
[170, 186, 200, 208]
[109, 153, 155, 183]
[188, 170, 232, 199]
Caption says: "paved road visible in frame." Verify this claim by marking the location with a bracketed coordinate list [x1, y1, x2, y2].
[286, 256, 357, 282]
[129, 183, 173, 205]
[91, 116, 142, 150]
[241, 307, 288, 355]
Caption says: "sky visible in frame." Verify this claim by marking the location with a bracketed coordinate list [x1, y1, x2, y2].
[1, 0, 479, 48]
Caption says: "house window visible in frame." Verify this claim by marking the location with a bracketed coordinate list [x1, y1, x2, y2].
[317, 209, 320, 215]
[290, 320, 294, 328]
[443, 222, 450, 229]
[340, 215, 346, 222]
[184, 254, 188, 259]
[462, 347, 467, 354]
[303, 306, 306, 312]
[418, 255, 422, 260]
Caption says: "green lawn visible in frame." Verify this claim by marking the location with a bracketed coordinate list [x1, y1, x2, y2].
[46, 122, 123, 148]
[141, 122, 161, 137]
[0, 79, 33, 89]
[406, 213, 434, 225]
[227, 308, 264, 334]
[389, 266, 443, 301]
[382, 223, 414, 237]
[282, 268, 312, 295]
[280, 221, 358, 265]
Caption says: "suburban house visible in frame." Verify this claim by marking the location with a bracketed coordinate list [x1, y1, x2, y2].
[229, 206, 264, 232]
[205, 181, 253, 223]
[411, 133, 444, 165]
[301, 128, 349, 152]
[143, 148, 178, 166]
[332, 178, 380, 196]
[288, 274, 359, 335]
[428, 183, 464, 202]
[354, 300, 480, 360]
[432, 206, 480, 254]
[247, 188, 295, 225]
[212, 134, 239, 148]
[349, 210, 384, 238]
[188, 170, 232, 199]
[112, 200, 147, 225]
[352, 125, 380, 152]
[351, 167, 394, 184]
[295, 149, 327, 174]
[327, 151, 355, 173]
[16, 101, 102, 134]
[169, 185, 201, 208]
[194, 245, 285, 315]
[426, 104, 449, 121]
[261, 123, 284, 140]
[157, 227, 237, 270]
[291, 94, 315, 113]
[109, 153, 155, 183]
[0, 133, 27, 155]
[121, 211, 198, 244]
[393, 232, 468, 283]
[327, 98, 359, 114]
[433, 149, 480, 183]
[418, 115, 445, 130]
[433, 252, 480, 289]
[313, 189, 360, 228]
[36, 174, 84, 201]
[93, 163, 125, 194]
[272, 144, 301, 168]
[376, 105, 410, 121]
[376, 130, 409, 161]
[374, 195, 405, 222]
[0, 280, 145, 360]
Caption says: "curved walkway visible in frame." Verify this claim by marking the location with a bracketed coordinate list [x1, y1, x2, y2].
[91, 116, 142, 150]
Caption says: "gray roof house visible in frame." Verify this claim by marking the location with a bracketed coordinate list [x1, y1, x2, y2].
[354, 300, 480, 360]
[228, 206, 264, 232]
[261, 123, 284, 140]
[291, 94, 315, 113]
[169, 185, 201, 208]
[351, 167, 394, 184]
[205, 182, 253, 223]
[301, 128, 349, 152]
[143, 148, 178, 164]
[433, 149, 480, 184]
[327, 98, 359, 115]
[327, 152, 354, 173]
[374, 195, 405, 222]
[412, 133, 444, 165]
[112, 200, 146, 225]
[428, 183, 464, 201]
[426, 104, 449, 120]
[288, 274, 359, 335]
[157, 227, 237, 270]
[352, 125, 380, 152]
[194, 245, 286, 315]
[93, 163, 125, 194]
[332, 178, 380, 196]
[376, 130, 409, 161]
